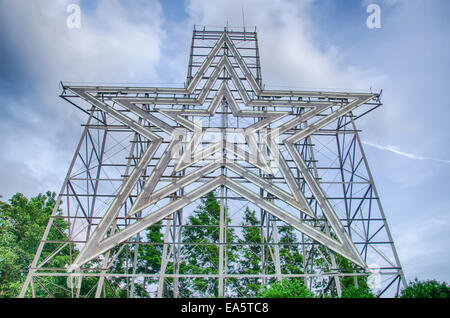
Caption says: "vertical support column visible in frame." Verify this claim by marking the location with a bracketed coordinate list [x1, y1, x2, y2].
[254, 31, 263, 88]
[186, 31, 196, 87]
[218, 90, 227, 297]
[271, 216, 282, 282]
[173, 208, 183, 298]
[129, 231, 141, 298]
[157, 217, 173, 298]
[335, 116, 359, 290]
[173, 140, 186, 298]
[295, 107, 311, 290]
[218, 185, 225, 297]
[260, 209, 266, 286]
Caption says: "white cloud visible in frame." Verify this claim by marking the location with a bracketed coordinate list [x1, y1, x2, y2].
[0, 0, 165, 86]
[0, 0, 167, 198]
[186, 0, 384, 91]
[362, 140, 450, 165]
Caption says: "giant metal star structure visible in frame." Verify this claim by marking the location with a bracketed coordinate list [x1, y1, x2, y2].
[65, 32, 376, 272]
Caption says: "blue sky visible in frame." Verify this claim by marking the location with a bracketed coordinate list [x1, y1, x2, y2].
[0, 0, 449, 285]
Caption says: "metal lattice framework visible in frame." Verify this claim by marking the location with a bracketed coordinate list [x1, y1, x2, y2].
[20, 26, 406, 298]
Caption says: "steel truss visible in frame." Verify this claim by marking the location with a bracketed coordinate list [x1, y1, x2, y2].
[20, 26, 406, 298]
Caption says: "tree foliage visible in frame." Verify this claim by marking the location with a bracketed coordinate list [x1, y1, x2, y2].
[400, 279, 450, 298]
[334, 255, 374, 298]
[180, 191, 237, 297]
[341, 285, 374, 298]
[257, 278, 314, 298]
[134, 221, 164, 297]
[0, 192, 72, 297]
[278, 224, 304, 275]
[5, 191, 448, 299]
[236, 207, 263, 297]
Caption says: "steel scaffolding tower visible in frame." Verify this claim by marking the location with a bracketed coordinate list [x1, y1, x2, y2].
[20, 26, 406, 298]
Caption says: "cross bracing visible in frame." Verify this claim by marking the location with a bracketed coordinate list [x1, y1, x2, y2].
[20, 26, 405, 298]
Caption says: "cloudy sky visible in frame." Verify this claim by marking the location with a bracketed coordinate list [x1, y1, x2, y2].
[0, 0, 449, 285]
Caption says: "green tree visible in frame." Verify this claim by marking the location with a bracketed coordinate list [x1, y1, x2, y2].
[400, 279, 450, 298]
[237, 207, 263, 297]
[0, 192, 74, 297]
[236, 210, 307, 297]
[335, 256, 374, 298]
[88, 221, 164, 298]
[180, 191, 237, 297]
[278, 225, 304, 275]
[257, 278, 314, 298]
[341, 285, 374, 298]
[135, 222, 164, 297]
